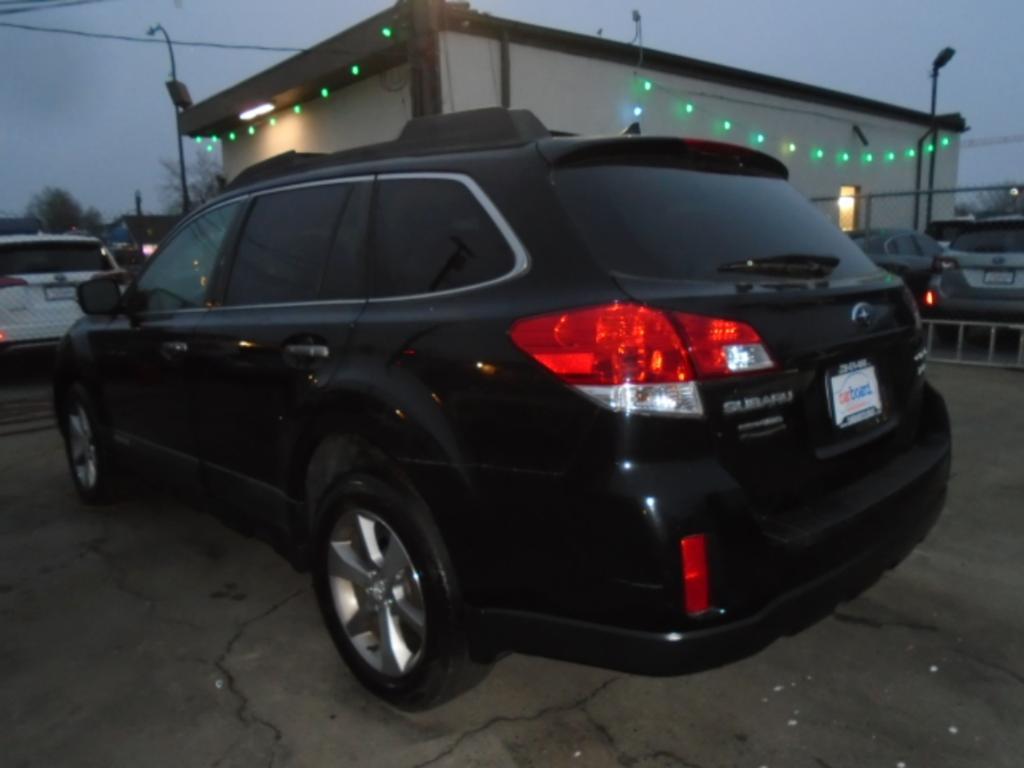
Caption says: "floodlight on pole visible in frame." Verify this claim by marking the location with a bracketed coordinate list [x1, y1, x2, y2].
[148, 23, 191, 214]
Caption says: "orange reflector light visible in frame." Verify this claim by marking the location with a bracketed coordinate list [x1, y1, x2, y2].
[680, 534, 711, 615]
[924, 290, 937, 307]
[0, 330, 6, 342]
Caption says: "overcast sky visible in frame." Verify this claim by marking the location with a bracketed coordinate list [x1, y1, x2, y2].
[1, 0, 1021, 218]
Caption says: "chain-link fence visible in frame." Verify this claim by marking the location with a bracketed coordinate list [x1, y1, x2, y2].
[809, 183, 1024, 236]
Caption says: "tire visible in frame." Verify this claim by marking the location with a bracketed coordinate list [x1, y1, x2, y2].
[62, 383, 113, 505]
[312, 469, 486, 709]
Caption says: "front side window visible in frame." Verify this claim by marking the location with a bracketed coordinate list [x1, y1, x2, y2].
[134, 202, 242, 312]
[370, 178, 515, 297]
[225, 184, 353, 306]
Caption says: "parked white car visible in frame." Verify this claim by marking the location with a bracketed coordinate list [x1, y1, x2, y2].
[0, 234, 121, 353]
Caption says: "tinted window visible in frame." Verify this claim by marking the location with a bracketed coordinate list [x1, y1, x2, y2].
[320, 182, 372, 300]
[889, 235, 921, 256]
[371, 179, 514, 297]
[226, 185, 351, 306]
[555, 165, 879, 281]
[134, 202, 241, 312]
[1, 243, 105, 274]
[951, 227, 1024, 253]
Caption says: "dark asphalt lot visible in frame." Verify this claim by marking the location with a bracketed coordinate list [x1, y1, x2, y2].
[0, 353, 1021, 768]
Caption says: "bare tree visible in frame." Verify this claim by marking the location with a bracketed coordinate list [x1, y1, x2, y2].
[960, 185, 1024, 218]
[159, 152, 226, 213]
[25, 187, 104, 234]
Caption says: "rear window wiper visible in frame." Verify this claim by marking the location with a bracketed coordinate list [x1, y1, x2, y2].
[718, 254, 840, 277]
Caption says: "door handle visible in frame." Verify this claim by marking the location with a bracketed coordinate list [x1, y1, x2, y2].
[283, 343, 329, 360]
[160, 340, 189, 360]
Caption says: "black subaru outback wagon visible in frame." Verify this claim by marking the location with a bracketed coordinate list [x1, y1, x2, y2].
[57, 108, 950, 708]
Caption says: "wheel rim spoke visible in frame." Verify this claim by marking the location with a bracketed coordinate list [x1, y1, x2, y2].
[392, 591, 425, 637]
[68, 404, 97, 490]
[328, 541, 374, 588]
[378, 538, 408, 581]
[376, 603, 410, 676]
[356, 514, 384, 568]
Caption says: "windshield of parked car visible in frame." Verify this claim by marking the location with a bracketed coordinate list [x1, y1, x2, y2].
[0, 242, 106, 274]
[950, 227, 1024, 253]
[554, 164, 881, 282]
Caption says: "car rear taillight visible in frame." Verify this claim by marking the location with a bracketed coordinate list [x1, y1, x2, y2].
[924, 289, 938, 307]
[0, 330, 6, 342]
[0, 276, 28, 289]
[509, 303, 775, 417]
[933, 256, 959, 272]
[680, 534, 711, 615]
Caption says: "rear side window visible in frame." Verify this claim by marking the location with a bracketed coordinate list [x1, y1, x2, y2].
[1, 243, 105, 274]
[225, 185, 352, 306]
[554, 165, 879, 281]
[889, 235, 921, 256]
[951, 227, 1024, 253]
[370, 178, 514, 297]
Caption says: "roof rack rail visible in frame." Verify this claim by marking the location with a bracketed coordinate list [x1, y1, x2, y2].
[226, 151, 327, 190]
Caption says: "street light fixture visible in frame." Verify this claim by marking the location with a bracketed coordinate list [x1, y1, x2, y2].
[926, 46, 956, 225]
[148, 23, 192, 214]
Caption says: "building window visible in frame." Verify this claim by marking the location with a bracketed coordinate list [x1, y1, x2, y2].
[837, 185, 859, 232]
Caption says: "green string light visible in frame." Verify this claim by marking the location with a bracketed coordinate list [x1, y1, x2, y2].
[320, 87, 329, 98]
[838, 151, 851, 164]
[211, 135, 219, 143]
[643, 79, 653, 92]
[906, 148, 917, 158]
[884, 151, 896, 162]
[941, 136, 951, 147]
[754, 132, 766, 145]
[722, 119, 732, 131]
[350, 64, 361, 76]
[812, 147, 825, 160]
[293, 104, 302, 114]
[787, 143, 797, 153]
[925, 142, 935, 153]
[248, 125, 256, 136]
[381, 26, 393, 38]
[863, 152, 874, 164]
[228, 132, 236, 142]
[206, 145, 214, 153]
[194, 136, 203, 144]
[684, 102, 694, 114]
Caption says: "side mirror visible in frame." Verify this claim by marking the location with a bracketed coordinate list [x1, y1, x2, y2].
[77, 277, 122, 316]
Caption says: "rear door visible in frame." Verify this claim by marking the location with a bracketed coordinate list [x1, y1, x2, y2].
[191, 179, 372, 524]
[0, 239, 107, 344]
[553, 162, 924, 504]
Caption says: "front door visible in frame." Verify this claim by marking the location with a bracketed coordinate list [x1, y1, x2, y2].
[95, 200, 244, 487]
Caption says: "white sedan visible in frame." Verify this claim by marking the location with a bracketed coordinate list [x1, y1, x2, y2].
[0, 234, 121, 353]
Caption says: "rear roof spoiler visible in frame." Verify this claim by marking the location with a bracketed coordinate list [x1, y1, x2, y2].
[539, 136, 789, 179]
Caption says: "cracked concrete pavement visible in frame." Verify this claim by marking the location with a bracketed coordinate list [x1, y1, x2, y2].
[1, 360, 1022, 768]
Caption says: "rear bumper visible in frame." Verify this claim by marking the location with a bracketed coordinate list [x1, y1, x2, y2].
[468, 412, 950, 675]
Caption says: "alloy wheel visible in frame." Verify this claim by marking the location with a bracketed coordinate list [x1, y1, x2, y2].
[68, 402, 98, 490]
[327, 508, 427, 677]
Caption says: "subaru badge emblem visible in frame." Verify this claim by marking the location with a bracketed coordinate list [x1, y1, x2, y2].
[851, 302, 875, 328]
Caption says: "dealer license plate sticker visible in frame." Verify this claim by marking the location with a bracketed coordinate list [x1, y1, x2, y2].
[829, 360, 883, 429]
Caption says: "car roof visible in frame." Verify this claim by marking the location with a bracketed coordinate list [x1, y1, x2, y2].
[0, 234, 102, 248]
[223, 107, 788, 198]
[849, 228, 917, 239]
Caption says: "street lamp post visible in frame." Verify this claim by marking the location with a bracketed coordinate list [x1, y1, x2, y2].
[926, 46, 956, 226]
[148, 23, 193, 214]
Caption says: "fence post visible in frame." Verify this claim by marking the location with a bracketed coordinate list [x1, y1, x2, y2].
[863, 194, 873, 233]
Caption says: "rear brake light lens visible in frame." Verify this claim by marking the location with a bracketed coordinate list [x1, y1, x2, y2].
[680, 534, 711, 615]
[673, 313, 775, 379]
[924, 289, 938, 307]
[933, 256, 959, 272]
[510, 303, 775, 417]
[0, 276, 28, 289]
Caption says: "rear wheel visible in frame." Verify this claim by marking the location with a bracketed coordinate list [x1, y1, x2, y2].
[312, 470, 485, 709]
[63, 384, 111, 504]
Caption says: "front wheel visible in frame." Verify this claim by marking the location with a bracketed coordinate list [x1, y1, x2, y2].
[312, 471, 486, 709]
[62, 384, 112, 505]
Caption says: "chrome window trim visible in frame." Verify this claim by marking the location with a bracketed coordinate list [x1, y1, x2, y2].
[202, 171, 531, 312]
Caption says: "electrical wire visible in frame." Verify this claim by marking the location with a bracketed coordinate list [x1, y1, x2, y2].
[0, 0, 110, 16]
[0, 19, 307, 52]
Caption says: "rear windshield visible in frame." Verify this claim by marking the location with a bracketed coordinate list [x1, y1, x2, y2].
[554, 165, 880, 282]
[0, 242, 106, 274]
[950, 227, 1024, 253]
